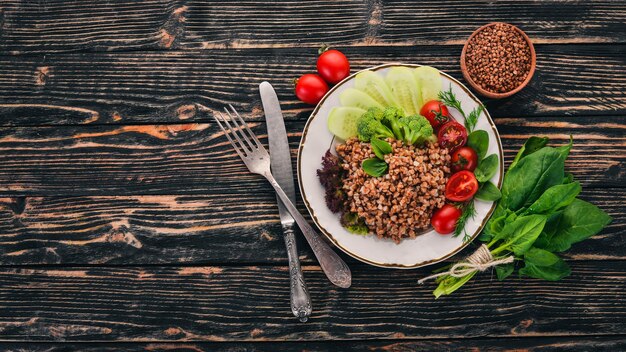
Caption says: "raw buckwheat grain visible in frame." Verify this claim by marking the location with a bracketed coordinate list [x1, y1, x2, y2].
[465, 23, 532, 94]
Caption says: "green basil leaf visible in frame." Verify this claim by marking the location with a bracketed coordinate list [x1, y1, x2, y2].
[500, 147, 565, 212]
[467, 130, 489, 161]
[496, 214, 547, 256]
[474, 154, 499, 182]
[539, 199, 612, 252]
[519, 248, 570, 281]
[370, 141, 384, 159]
[495, 263, 514, 281]
[475, 181, 502, 201]
[361, 158, 388, 177]
[510, 136, 549, 169]
[563, 172, 575, 184]
[370, 137, 392, 160]
[523, 181, 581, 215]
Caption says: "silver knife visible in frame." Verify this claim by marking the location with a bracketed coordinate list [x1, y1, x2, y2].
[260, 81, 312, 322]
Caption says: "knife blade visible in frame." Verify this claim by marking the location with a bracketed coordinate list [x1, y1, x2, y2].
[261, 81, 296, 214]
[260, 81, 311, 322]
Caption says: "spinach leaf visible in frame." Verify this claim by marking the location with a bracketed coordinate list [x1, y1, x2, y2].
[480, 205, 510, 242]
[539, 199, 612, 252]
[519, 247, 570, 281]
[523, 181, 581, 215]
[500, 147, 565, 212]
[495, 263, 514, 281]
[467, 130, 489, 160]
[474, 154, 499, 182]
[370, 137, 392, 159]
[475, 181, 502, 201]
[510, 136, 549, 169]
[362, 158, 388, 177]
[495, 214, 547, 256]
[555, 136, 573, 161]
[533, 211, 564, 249]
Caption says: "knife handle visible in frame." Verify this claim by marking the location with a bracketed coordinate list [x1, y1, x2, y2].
[264, 172, 352, 289]
[282, 223, 312, 322]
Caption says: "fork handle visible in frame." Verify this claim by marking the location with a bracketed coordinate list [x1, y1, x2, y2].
[264, 173, 352, 288]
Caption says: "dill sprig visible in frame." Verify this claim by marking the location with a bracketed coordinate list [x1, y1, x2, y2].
[454, 200, 476, 242]
[464, 104, 484, 133]
[438, 85, 465, 118]
[438, 85, 485, 133]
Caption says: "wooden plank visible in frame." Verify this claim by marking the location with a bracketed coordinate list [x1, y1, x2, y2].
[0, 117, 623, 196]
[1, 1, 625, 54]
[0, 187, 622, 265]
[0, 262, 624, 341]
[0, 45, 624, 126]
[4, 337, 626, 351]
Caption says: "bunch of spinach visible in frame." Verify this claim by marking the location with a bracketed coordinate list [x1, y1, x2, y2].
[430, 136, 612, 298]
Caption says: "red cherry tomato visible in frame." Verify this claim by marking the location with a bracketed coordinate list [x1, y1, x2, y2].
[295, 74, 329, 105]
[446, 170, 478, 202]
[451, 146, 478, 172]
[431, 204, 462, 234]
[316, 49, 350, 84]
[438, 121, 468, 150]
[420, 100, 450, 130]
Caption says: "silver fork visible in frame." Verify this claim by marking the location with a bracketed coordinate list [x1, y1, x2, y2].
[214, 105, 351, 289]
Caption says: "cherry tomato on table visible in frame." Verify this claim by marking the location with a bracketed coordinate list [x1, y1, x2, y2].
[446, 170, 478, 202]
[438, 121, 468, 151]
[431, 204, 462, 234]
[317, 49, 350, 84]
[451, 146, 478, 172]
[420, 100, 450, 130]
[295, 74, 329, 105]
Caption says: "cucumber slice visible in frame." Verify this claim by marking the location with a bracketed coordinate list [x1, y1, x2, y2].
[414, 66, 442, 108]
[354, 70, 398, 107]
[385, 67, 421, 115]
[327, 107, 366, 140]
[339, 88, 385, 111]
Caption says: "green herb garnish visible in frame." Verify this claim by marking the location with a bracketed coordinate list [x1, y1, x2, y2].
[454, 201, 476, 242]
[438, 86, 465, 118]
[362, 157, 388, 177]
[438, 85, 484, 133]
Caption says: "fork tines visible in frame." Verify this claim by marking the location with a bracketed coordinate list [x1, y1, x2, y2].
[213, 104, 264, 158]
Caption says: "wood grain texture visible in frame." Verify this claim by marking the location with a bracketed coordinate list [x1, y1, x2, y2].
[0, 262, 624, 341]
[0, 187, 622, 265]
[5, 337, 626, 351]
[0, 45, 624, 126]
[0, 116, 623, 196]
[1, 0, 625, 54]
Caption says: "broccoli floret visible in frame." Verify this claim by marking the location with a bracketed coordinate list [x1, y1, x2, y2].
[362, 107, 384, 121]
[381, 106, 405, 140]
[341, 212, 369, 235]
[357, 111, 394, 142]
[398, 114, 434, 145]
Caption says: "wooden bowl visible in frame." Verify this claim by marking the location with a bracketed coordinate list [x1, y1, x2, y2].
[460, 22, 536, 99]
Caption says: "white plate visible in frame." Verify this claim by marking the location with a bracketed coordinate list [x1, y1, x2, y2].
[297, 64, 503, 269]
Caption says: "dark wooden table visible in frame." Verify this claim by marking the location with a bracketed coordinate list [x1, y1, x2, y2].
[0, 1, 625, 351]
